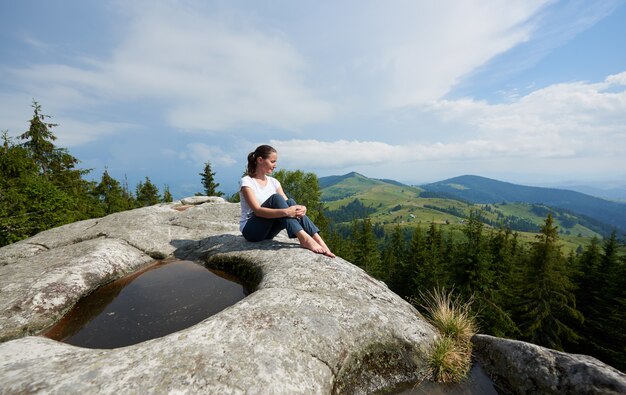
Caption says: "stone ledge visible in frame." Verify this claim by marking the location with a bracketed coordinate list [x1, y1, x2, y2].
[0, 200, 436, 394]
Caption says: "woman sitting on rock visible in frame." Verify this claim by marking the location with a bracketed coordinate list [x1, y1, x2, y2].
[239, 144, 335, 258]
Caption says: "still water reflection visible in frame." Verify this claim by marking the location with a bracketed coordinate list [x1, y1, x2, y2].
[45, 260, 248, 349]
[389, 364, 499, 395]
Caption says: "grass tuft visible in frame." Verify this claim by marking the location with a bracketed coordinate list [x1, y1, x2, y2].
[419, 288, 477, 383]
[428, 336, 472, 383]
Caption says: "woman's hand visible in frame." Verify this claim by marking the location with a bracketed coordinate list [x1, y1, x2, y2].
[295, 205, 307, 218]
[285, 206, 299, 218]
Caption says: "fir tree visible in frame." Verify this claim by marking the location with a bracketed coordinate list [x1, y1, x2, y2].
[136, 177, 161, 207]
[1, 104, 97, 246]
[19, 101, 58, 176]
[420, 222, 448, 290]
[516, 214, 583, 350]
[485, 227, 520, 337]
[407, 224, 427, 297]
[199, 161, 223, 197]
[575, 231, 626, 370]
[353, 218, 382, 276]
[454, 210, 492, 297]
[449, 212, 515, 336]
[94, 169, 128, 214]
[383, 224, 406, 290]
[162, 185, 173, 203]
[227, 191, 240, 203]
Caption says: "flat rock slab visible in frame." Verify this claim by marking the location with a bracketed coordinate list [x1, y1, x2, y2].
[0, 198, 436, 394]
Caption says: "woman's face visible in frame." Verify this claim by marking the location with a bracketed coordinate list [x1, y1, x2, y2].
[257, 152, 277, 175]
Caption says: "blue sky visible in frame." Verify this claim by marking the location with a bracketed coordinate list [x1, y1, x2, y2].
[1, 0, 625, 198]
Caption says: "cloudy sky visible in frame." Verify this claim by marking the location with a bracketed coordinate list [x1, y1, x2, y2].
[1, 0, 625, 197]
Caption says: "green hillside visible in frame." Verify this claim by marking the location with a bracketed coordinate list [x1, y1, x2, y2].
[421, 175, 626, 234]
[320, 173, 612, 250]
[320, 172, 417, 201]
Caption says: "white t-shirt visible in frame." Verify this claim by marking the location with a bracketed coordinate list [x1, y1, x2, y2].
[239, 175, 282, 232]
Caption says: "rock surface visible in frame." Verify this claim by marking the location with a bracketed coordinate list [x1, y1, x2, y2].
[473, 334, 626, 394]
[0, 198, 436, 394]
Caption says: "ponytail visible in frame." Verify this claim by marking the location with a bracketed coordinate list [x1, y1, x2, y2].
[246, 144, 276, 176]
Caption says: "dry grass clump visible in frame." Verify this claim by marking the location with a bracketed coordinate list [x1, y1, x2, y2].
[420, 288, 477, 383]
[428, 336, 472, 383]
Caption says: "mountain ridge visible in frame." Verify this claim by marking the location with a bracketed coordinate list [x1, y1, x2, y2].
[421, 175, 626, 233]
[318, 173, 626, 235]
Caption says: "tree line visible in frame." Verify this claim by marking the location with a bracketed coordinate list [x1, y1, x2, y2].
[325, 211, 625, 372]
[0, 102, 224, 247]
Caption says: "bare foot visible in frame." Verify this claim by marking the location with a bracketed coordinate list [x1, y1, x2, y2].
[297, 232, 325, 254]
[313, 233, 336, 258]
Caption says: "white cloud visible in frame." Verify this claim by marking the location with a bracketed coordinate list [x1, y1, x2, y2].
[374, 0, 549, 107]
[173, 143, 237, 167]
[53, 118, 138, 147]
[3, 1, 332, 133]
[2, 1, 555, 140]
[606, 71, 626, 86]
[272, 70, 626, 180]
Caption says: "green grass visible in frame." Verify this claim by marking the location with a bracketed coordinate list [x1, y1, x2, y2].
[418, 288, 476, 383]
[428, 336, 472, 383]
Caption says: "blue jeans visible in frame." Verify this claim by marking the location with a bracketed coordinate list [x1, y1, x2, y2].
[242, 193, 320, 242]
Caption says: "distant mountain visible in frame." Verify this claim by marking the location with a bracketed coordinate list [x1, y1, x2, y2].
[319, 172, 411, 189]
[318, 172, 366, 189]
[319, 172, 410, 201]
[318, 172, 621, 240]
[421, 175, 626, 233]
[560, 185, 626, 202]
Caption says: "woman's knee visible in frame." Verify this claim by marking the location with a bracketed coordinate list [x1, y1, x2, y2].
[271, 193, 287, 201]
[263, 193, 288, 209]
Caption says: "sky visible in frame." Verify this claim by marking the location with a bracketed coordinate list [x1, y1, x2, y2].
[1, 0, 625, 198]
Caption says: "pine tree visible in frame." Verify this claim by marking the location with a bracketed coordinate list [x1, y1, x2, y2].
[383, 224, 406, 291]
[454, 210, 492, 297]
[162, 185, 173, 203]
[575, 231, 626, 370]
[353, 218, 382, 276]
[338, 220, 361, 264]
[136, 177, 161, 207]
[227, 191, 240, 203]
[121, 175, 136, 208]
[407, 224, 427, 297]
[19, 101, 58, 176]
[486, 227, 520, 337]
[421, 221, 448, 290]
[94, 169, 128, 214]
[453, 212, 517, 337]
[1, 104, 97, 246]
[199, 161, 223, 197]
[516, 214, 583, 350]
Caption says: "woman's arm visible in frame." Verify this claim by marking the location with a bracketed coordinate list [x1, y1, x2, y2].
[276, 185, 307, 218]
[240, 187, 297, 219]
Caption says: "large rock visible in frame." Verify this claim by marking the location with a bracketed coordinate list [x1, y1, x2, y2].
[473, 334, 626, 394]
[0, 198, 436, 394]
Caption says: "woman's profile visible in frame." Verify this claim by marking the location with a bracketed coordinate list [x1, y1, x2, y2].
[239, 144, 335, 258]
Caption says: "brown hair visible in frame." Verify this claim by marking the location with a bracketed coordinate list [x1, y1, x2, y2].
[247, 145, 277, 176]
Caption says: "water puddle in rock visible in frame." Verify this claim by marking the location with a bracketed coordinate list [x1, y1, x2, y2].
[388, 364, 500, 394]
[44, 260, 248, 349]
